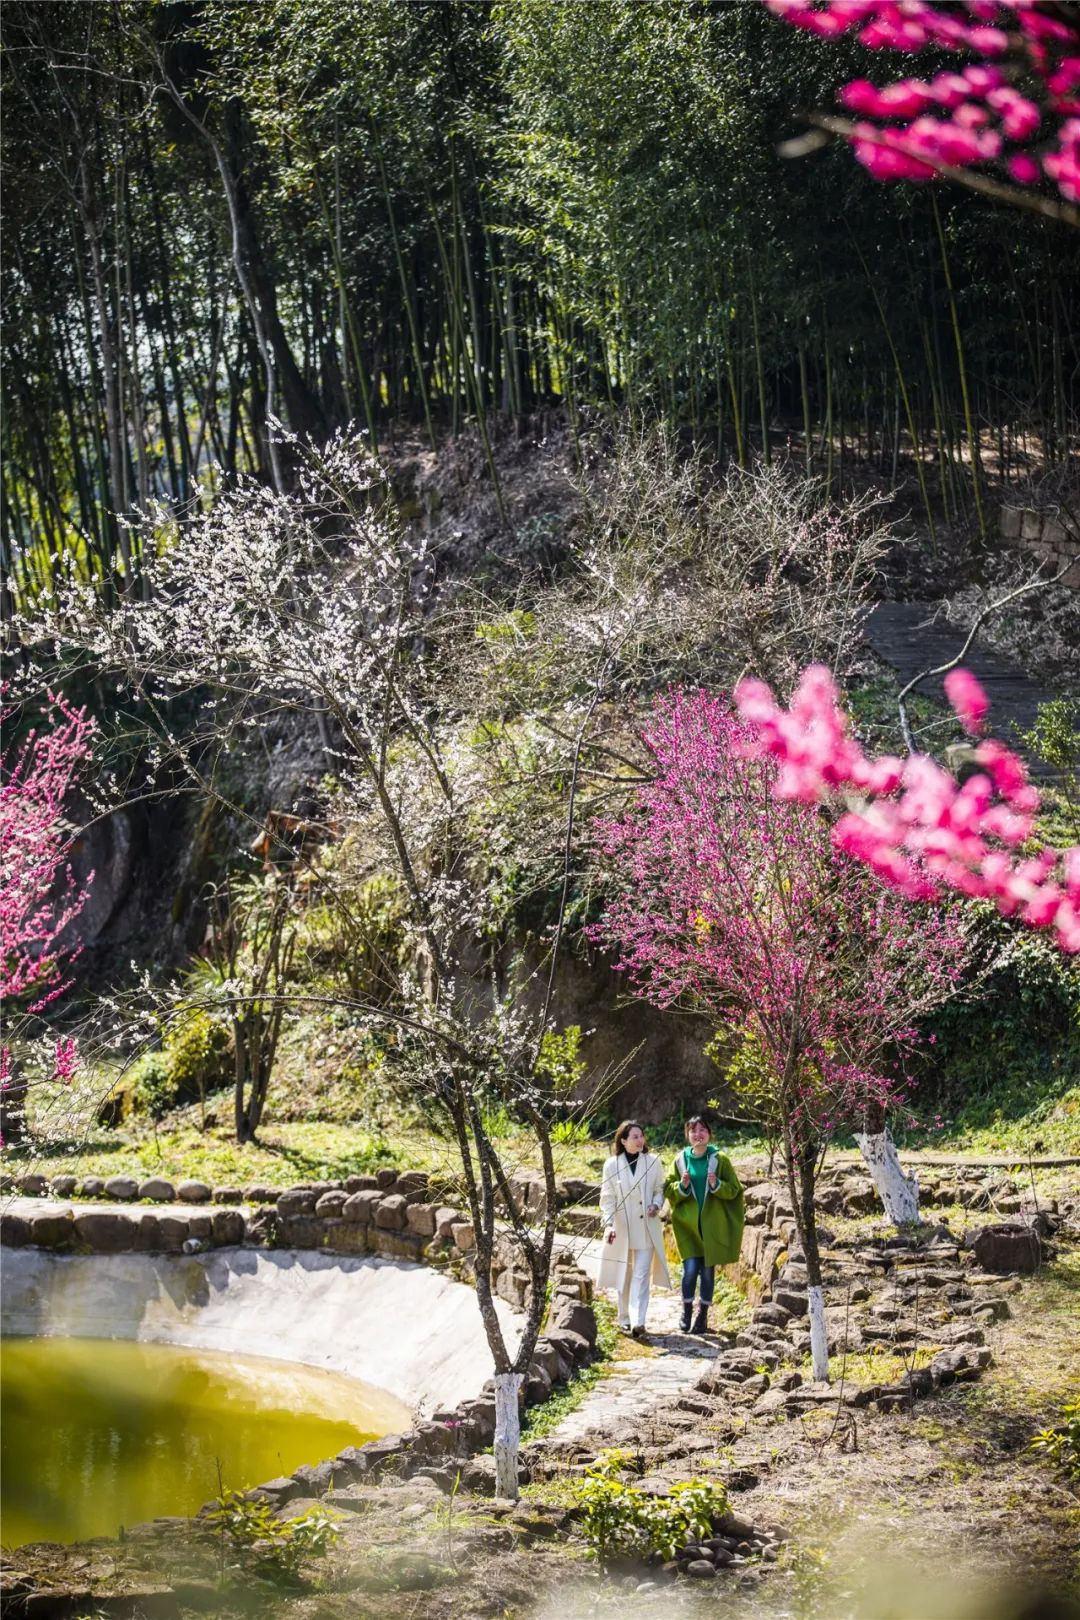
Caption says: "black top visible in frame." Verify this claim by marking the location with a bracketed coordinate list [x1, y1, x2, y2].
[623, 1150, 640, 1175]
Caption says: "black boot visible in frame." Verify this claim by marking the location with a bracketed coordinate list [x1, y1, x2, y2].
[680, 1299, 693, 1332]
[691, 1304, 709, 1335]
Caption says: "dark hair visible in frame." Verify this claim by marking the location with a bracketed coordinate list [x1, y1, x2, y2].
[684, 1114, 713, 1139]
[613, 1119, 647, 1157]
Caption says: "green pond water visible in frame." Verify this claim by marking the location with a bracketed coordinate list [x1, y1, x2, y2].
[0, 1336, 408, 1548]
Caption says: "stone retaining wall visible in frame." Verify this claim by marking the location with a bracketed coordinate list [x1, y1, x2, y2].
[1001, 503, 1080, 588]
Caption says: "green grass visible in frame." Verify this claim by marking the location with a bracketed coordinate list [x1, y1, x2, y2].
[802, 1344, 942, 1388]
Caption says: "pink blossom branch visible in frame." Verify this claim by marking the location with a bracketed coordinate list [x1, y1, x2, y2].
[764, 1, 1080, 221]
[734, 664, 1080, 950]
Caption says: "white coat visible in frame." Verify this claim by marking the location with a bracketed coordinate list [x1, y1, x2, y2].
[595, 1151, 671, 1292]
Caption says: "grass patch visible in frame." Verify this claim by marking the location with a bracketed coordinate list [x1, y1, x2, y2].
[804, 1345, 942, 1387]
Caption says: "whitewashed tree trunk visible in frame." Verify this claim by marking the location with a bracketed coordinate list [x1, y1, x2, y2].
[493, 1371, 524, 1501]
[855, 1127, 920, 1227]
[808, 1284, 830, 1383]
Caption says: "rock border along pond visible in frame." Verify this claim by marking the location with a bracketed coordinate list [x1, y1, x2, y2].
[0, 1167, 599, 1518]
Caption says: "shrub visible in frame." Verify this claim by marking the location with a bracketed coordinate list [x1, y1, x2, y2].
[573, 1452, 728, 1564]
[1031, 1398, 1080, 1482]
[204, 1486, 340, 1581]
[127, 1009, 233, 1119]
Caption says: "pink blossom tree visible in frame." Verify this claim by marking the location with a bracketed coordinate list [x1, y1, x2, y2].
[1, 690, 94, 1142]
[593, 689, 966, 1379]
[764, 0, 1080, 226]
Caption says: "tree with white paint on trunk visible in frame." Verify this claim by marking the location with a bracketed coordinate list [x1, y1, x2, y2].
[592, 690, 967, 1380]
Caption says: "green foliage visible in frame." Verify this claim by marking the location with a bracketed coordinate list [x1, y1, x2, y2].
[128, 1010, 233, 1119]
[1026, 699, 1080, 846]
[572, 1452, 728, 1564]
[1030, 1397, 1080, 1481]
[204, 1486, 340, 1581]
[537, 1026, 588, 1099]
[917, 902, 1080, 1147]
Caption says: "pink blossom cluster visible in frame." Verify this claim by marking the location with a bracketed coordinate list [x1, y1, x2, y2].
[734, 664, 1080, 951]
[765, 1, 1080, 203]
[1, 688, 95, 1006]
[593, 690, 965, 1145]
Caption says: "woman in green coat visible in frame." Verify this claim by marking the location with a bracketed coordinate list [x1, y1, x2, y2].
[665, 1114, 745, 1334]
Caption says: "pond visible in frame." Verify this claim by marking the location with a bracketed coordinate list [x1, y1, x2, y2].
[0, 1336, 409, 1547]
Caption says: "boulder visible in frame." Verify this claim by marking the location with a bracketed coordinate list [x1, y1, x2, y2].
[434, 1206, 462, 1240]
[451, 1221, 476, 1252]
[376, 1168, 398, 1189]
[772, 1288, 808, 1317]
[51, 1175, 78, 1198]
[104, 1176, 139, 1202]
[344, 1190, 381, 1224]
[319, 1218, 366, 1255]
[545, 1327, 592, 1364]
[211, 1186, 244, 1205]
[243, 1184, 281, 1203]
[212, 1209, 246, 1245]
[277, 1215, 326, 1248]
[277, 1188, 317, 1218]
[530, 1338, 566, 1384]
[559, 1177, 600, 1206]
[79, 1177, 106, 1198]
[548, 1297, 597, 1346]
[30, 1210, 76, 1249]
[133, 1212, 161, 1251]
[138, 1177, 176, 1202]
[395, 1171, 429, 1197]
[252, 1476, 305, 1507]
[370, 1230, 424, 1261]
[459, 1454, 526, 1496]
[0, 1213, 31, 1246]
[291, 1461, 335, 1497]
[405, 1202, 437, 1237]
[176, 1180, 212, 1204]
[345, 1174, 379, 1193]
[375, 1193, 408, 1231]
[315, 1191, 348, 1218]
[18, 1174, 49, 1197]
[966, 1222, 1042, 1274]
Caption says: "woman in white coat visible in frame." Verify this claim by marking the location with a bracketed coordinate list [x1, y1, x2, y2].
[596, 1119, 671, 1338]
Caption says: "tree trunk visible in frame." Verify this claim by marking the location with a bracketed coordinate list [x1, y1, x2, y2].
[493, 1372, 523, 1500]
[855, 1124, 919, 1227]
[783, 1124, 830, 1383]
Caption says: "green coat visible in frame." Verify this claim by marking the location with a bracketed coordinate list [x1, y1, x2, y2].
[664, 1147, 745, 1266]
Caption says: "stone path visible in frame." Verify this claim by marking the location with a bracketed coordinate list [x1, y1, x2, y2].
[540, 1231, 719, 1449]
[546, 1287, 716, 1446]
[863, 600, 1057, 764]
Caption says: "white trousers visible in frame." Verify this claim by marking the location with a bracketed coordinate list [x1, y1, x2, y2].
[617, 1248, 654, 1329]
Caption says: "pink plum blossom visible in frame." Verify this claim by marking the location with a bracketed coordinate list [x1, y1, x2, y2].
[733, 665, 1080, 952]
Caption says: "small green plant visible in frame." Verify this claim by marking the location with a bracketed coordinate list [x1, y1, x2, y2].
[1030, 1397, 1080, 1480]
[572, 1452, 728, 1565]
[551, 1116, 591, 1146]
[205, 1486, 340, 1581]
